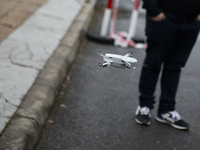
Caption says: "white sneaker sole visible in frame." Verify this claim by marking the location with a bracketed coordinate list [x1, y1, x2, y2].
[135, 118, 151, 125]
[155, 116, 189, 130]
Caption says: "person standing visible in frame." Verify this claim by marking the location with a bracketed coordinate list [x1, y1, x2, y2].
[135, 0, 200, 130]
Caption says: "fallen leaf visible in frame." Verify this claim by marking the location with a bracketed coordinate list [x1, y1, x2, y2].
[48, 120, 53, 124]
[62, 84, 66, 88]
[60, 104, 67, 108]
[67, 76, 70, 81]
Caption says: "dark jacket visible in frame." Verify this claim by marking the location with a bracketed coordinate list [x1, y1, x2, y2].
[142, 0, 200, 24]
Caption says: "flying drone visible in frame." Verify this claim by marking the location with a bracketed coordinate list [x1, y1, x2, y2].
[98, 51, 137, 76]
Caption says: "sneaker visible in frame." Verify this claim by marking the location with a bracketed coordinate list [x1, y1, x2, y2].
[155, 110, 190, 130]
[135, 106, 151, 125]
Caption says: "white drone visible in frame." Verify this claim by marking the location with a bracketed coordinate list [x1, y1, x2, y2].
[98, 51, 137, 76]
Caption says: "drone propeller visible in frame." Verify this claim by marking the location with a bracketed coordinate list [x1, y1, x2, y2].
[98, 51, 105, 58]
[125, 51, 133, 57]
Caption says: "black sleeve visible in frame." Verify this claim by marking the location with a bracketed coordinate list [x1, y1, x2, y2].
[142, 0, 162, 17]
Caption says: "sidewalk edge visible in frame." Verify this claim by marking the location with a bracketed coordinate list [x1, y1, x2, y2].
[0, 0, 97, 149]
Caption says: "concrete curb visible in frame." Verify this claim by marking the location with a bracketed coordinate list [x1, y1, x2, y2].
[0, 0, 97, 149]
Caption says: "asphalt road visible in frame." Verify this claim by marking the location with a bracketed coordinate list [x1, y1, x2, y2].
[34, 0, 200, 149]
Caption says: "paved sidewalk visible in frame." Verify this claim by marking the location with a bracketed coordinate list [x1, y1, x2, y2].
[0, 0, 97, 149]
[0, 0, 48, 42]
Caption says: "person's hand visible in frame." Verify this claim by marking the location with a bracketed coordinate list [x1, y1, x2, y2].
[149, 13, 166, 21]
[196, 14, 200, 21]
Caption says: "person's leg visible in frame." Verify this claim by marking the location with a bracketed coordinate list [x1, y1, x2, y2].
[158, 21, 200, 114]
[139, 17, 179, 109]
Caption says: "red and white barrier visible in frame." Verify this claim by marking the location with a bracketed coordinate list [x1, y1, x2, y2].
[100, 0, 113, 37]
[127, 0, 140, 40]
[87, 0, 146, 49]
[114, 0, 147, 49]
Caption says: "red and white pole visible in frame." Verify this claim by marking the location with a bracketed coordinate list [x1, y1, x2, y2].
[100, 0, 113, 37]
[110, 0, 119, 36]
[127, 0, 140, 40]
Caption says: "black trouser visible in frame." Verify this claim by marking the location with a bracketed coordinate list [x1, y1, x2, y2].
[139, 17, 200, 114]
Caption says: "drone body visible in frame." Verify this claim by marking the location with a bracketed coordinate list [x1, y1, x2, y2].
[98, 51, 137, 72]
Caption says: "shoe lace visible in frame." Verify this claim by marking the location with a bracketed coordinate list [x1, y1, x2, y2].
[140, 107, 150, 115]
[169, 110, 181, 121]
